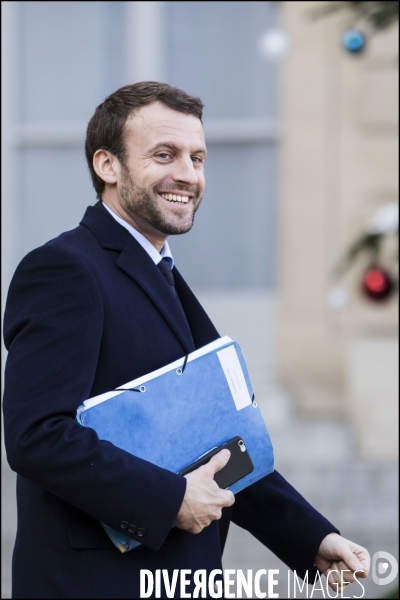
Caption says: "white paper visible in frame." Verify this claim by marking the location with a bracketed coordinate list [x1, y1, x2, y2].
[217, 345, 252, 411]
[82, 336, 233, 410]
[82, 390, 125, 410]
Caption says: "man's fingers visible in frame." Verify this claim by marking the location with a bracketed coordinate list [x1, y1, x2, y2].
[207, 449, 231, 474]
[219, 488, 235, 508]
[317, 534, 371, 593]
[326, 559, 366, 593]
[318, 534, 370, 579]
[332, 535, 369, 575]
[327, 562, 352, 593]
[326, 564, 341, 589]
[352, 546, 371, 577]
[174, 448, 235, 534]
[338, 546, 366, 575]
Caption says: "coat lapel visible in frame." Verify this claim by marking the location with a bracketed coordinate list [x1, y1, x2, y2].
[81, 206, 195, 354]
[116, 237, 195, 353]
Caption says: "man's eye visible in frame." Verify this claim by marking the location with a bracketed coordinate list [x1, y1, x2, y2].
[156, 153, 171, 160]
[191, 156, 203, 164]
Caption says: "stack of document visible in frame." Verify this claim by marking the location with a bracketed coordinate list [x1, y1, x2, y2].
[77, 336, 274, 552]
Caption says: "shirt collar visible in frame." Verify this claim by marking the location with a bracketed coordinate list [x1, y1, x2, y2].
[102, 202, 174, 269]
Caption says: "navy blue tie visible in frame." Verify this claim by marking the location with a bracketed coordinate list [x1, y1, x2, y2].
[157, 258, 194, 346]
[158, 258, 177, 296]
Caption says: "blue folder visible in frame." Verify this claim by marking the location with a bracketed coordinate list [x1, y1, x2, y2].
[77, 337, 274, 552]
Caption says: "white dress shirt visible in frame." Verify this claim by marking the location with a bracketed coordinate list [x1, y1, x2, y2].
[102, 202, 174, 268]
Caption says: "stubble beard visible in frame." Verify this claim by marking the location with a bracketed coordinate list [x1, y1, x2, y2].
[119, 164, 202, 236]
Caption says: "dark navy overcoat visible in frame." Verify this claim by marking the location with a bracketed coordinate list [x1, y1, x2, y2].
[3, 204, 337, 598]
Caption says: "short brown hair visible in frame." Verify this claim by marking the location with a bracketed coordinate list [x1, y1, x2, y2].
[85, 81, 204, 199]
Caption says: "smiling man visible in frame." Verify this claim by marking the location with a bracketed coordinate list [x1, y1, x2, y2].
[3, 82, 369, 599]
[94, 101, 206, 245]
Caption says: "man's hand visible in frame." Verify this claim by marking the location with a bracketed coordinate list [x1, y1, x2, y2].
[315, 533, 371, 593]
[174, 449, 235, 534]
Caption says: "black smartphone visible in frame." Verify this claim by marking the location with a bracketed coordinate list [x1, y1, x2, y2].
[178, 436, 254, 489]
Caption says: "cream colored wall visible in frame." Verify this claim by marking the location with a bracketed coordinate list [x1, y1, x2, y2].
[277, 1, 398, 458]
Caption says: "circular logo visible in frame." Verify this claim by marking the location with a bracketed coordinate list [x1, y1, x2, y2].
[372, 551, 398, 586]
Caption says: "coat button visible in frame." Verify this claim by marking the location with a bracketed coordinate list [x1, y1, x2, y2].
[120, 521, 128, 530]
[137, 528, 145, 537]
[128, 524, 137, 534]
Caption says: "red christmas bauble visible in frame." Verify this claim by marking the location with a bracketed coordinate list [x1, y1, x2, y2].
[362, 268, 394, 302]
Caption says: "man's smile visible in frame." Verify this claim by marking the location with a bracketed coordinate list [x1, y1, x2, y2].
[159, 192, 190, 204]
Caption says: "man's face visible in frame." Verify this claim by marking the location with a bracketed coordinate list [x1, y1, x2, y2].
[117, 102, 206, 238]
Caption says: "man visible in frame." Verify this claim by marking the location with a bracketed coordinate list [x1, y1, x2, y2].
[3, 82, 369, 598]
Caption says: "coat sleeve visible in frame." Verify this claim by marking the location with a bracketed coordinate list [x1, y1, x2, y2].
[231, 470, 340, 580]
[3, 244, 186, 551]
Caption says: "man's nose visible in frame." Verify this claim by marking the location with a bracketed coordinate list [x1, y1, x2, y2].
[171, 156, 198, 185]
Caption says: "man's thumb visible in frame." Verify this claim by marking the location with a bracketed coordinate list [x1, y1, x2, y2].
[208, 449, 231, 473]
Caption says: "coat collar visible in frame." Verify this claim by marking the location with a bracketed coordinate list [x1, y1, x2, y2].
[80, 206, 195, 354]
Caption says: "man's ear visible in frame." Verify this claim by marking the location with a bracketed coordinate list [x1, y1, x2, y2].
[93, 149, 120, 185]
